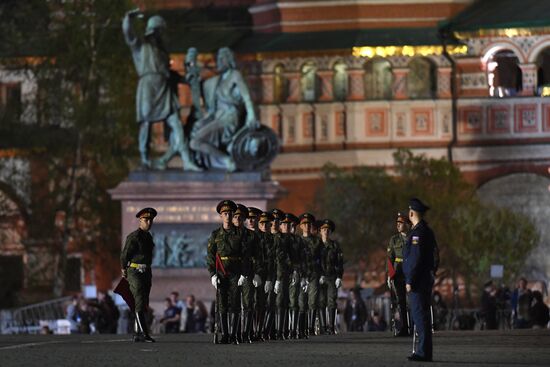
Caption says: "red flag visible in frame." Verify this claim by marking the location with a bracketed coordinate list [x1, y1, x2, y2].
[387, 258, 396, 279]
[215, 253, 227, 277]
[114, 277, 135, 312]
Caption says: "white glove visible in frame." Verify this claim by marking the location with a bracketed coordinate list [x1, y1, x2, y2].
[253, 274, 262, 288]
[238, 275, 246, 286]
[274, 280, 281, 294]
[265, 280, 273, 293]
[301, 278, 308, 292]
[386, 277, 391, 289]
[335, 278, 342, 289]
[211, 275, 218, 289]
[319, 276, 326, 285]
[290, 271, 298, 285]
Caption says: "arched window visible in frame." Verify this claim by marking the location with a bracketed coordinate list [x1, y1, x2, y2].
[301, 62, 318, 102]
[273, 64, 287, 103]
[536, 47, 550, 96]
[364, 59, 392, 99]
[332, 61, 348, 101]
[487, 50, 522, 97]
[407, 58, 437, 99]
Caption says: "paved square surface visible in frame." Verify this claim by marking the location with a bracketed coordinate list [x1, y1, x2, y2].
[1, 329, 549, 367]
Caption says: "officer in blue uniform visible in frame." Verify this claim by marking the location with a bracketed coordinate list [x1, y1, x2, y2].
[403, 198, 437, 362]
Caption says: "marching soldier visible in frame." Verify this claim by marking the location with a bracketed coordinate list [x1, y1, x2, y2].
[207, 200, 247, 344]
[232, 204, 261, 343]
[286, 213, 307, 339]
[319, 219, 344, 335]
[387, 212, 411, 337]
[299, 212, 323, 336]
[404, 198, 438, 362]
[247, 207, 267, 341]
[275, 214, 293, 340]
[261, 210, 278, 340]
[120, 207, 157, 343]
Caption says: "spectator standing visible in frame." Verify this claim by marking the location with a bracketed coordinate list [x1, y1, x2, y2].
[511, 277, 532, 329]
[182, 294, 199, 333]
[160, 298, 181, 333]
[66, 295, 81, 333]
[529, 291, 549, 329]
[96, 291, 120, 334]
[480, 281, 498, 330]
[344, 288, 367, 331]
[195, 300, 208, 332]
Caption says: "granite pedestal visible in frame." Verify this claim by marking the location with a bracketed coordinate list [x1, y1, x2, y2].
[109, 170, 286, 312]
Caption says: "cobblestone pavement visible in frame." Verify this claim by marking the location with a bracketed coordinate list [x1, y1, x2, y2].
[1, 329, 549, 367]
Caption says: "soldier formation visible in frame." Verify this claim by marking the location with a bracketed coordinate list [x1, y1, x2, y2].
[120, 197, 438, 362]
[207, 200, 344, 344]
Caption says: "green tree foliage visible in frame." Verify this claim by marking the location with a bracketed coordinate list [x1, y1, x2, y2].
[315, 149, 539, 301]
[0, 0, 137, 295]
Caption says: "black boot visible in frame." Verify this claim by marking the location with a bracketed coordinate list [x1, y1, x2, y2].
[328, 308, 336, 335]
[275, 309, 283, 340]
[136, 311, 155, 343]
[298, 312, 307, 339]
[220, 313, 230, 344]
[319, 309, 327, 335]
[237, 313, 243, 344]
[230, 313, 240, 345]
[308, 309, 317, 336]
[263, 311, 274, 340]
[132, 317, 144, 342]
[243, 311, 253, 343]
[255, 311, 265, 341]
[284, 309, 290, 339]
[291, 310, 299, 339]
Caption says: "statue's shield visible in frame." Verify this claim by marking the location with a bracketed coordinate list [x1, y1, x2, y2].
[230, 125, 279, 171]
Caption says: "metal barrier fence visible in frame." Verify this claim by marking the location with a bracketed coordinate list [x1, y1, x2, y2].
[345, 295, 514, 332]
[0, 296, 72, 334]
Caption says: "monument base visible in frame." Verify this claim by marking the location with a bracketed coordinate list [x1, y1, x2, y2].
[109, 169, 286, 310]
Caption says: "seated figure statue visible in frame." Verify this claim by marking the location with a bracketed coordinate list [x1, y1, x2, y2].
[189, 47, 259, 172]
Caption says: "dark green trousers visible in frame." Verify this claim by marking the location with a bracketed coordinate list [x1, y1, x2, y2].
[307, 277, 320, 310]
[217, 274, 241, 314]
[289, 277, 308, 312]
[127, 269, 151, 313]
[242, 278, 255, 312]
[319, 276, 337, 309]
[275, 275, 290, 309]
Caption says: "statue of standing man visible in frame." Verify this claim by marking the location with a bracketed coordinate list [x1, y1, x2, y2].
[123, 9, 202, 171]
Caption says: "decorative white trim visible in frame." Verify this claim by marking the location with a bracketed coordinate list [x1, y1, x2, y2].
[250, 0, 473, 14]
[253, 17, 444, 31]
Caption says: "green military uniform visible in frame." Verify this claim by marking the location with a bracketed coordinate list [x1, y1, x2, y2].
[286, 214, 307, 338]
[299, 212, 323, 335]
[206, 200, 245, 344]
[318, 219, 343, 334]
[234, 205, 261, 343]
[387, 213, 409, 336]
[274, 228, 292, 339]
[120, 207, 157, 342]
[257, 216, 275, 340]
[263, 208, 284, 340]
[121, 228, 154, 313]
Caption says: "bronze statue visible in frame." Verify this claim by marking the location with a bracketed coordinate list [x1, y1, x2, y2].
[189, 48, 260, 172]
[123, 9, 201, 171]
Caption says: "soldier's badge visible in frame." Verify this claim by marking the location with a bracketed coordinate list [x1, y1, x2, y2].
[412, 235, 419, 245]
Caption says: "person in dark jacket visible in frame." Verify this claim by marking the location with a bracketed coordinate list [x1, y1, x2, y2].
[529, 291, 549, 329]
[480, 281, 498, 330]
[344, 288, 367, 332]
[403, 198, 437, 362]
